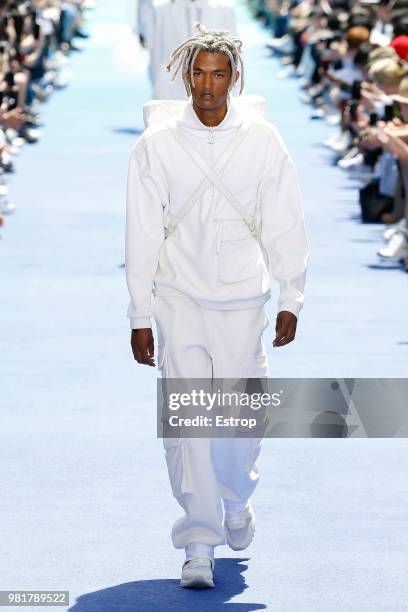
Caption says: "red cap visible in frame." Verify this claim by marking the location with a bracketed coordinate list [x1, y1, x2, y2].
[391, 35, 408, 60]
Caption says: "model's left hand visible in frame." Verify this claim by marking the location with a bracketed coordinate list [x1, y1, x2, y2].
[273, 311, 298, 347]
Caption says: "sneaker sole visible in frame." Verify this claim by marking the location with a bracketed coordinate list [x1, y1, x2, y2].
[180, 576, 214, 588]
[225, 518, 256, 551]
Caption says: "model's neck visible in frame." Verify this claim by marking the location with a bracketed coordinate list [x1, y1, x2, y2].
[192, 101, 228, 127]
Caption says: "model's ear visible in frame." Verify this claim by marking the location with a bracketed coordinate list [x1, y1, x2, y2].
[235, 70, 240, 84]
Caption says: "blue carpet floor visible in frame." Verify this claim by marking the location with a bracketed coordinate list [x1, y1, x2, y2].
[1, 1, 408, 610]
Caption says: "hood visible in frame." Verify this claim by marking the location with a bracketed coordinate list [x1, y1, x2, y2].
[178, 94, 243, 141]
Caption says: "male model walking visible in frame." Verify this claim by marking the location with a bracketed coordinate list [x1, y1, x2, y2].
[125, 28, 309, 588]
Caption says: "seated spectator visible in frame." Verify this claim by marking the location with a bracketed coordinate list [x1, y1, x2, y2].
[376, 77, 408, 267]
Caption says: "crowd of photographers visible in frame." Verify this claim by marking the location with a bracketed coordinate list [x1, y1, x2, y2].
[0, 0, 93, 230]
[250, 0, 408, 271]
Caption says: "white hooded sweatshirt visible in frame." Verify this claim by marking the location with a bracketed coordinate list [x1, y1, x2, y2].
[125, 96, 309, 329]
[145, 0, 237, 99]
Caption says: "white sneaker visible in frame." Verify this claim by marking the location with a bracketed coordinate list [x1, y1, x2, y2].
[383, 219, 407, 242]
[277, 65, 295, 79]
[180, 557, 214, 588]
[323, 131, 351, 153]
[54, 70, 71, 89]
[326, 112, 341, 126]
[224, 502, 255, 551]
[338, 153, 364, 170]
[53, 50, 69, 67]
[338, 146, 360, 161]
[377, 231, 408, 262]
[310, 108, 325, 119]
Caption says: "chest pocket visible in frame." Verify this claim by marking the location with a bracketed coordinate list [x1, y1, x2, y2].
[216, 219, 268, 284]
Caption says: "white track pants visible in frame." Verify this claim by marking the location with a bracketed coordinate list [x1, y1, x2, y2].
[152, 295, 270, 549]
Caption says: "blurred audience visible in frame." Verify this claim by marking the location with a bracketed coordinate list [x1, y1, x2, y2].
[250, 0, 408, 271]
[0, 0, 93, 230]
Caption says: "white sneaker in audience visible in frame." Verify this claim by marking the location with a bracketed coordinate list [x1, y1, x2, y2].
[54, 71, 70, 89]
[339, 146, 359, 161]
[383, 219, 407, 242]
[326, 112, 341, 125]
[5, 128, 18, 142]
[338, 153, 364, 170]
[310, 108, 325, 119]
[278, 65, 295, 78]
[53, 50, 69, 67]
[324, 131, 350, 152]
[5, 130, 24, 150]
[377, 231, 408, 262]
[12, 138, 25, 149]
[1, 151, 14, 166]
[32, 83, 53, 102]
[299, 92, 312, 104]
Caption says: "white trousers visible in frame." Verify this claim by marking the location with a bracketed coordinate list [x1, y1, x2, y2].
[152, 295, 270, 550]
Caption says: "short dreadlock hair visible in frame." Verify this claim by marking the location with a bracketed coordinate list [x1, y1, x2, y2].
[166, 23, 245, 96]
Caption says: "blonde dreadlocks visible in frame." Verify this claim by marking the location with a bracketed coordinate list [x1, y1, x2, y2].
[166, 23, 245, 96]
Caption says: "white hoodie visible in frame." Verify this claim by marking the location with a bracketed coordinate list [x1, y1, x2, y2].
[125, 96, 309, 329]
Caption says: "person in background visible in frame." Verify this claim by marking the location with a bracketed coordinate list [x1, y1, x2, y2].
[141, 0, 237, 99]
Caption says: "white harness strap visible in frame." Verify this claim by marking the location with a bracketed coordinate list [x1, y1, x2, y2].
[165, 119, 256, 235]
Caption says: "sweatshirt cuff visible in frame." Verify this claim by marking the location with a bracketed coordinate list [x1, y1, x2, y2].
[278, 301, 302, 319]
[130, 316, 152, 330]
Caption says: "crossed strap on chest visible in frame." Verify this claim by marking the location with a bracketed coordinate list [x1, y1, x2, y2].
[164, 118, 257, 237]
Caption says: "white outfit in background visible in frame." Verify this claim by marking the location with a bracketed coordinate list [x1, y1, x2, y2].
[145, 0, 237, 99]
[332, 56, 364, 88]
[370, 20, 393, 47]
[136, 0, 153, 41]
[125, 95, 309, 553]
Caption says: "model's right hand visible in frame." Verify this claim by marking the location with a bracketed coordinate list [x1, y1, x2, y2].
[131, 329, 155, 366]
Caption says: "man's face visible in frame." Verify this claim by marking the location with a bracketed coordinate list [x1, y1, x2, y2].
[188, 51, 238, 111]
